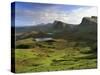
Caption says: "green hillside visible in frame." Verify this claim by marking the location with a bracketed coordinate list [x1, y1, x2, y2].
[14, 16, 97, 73]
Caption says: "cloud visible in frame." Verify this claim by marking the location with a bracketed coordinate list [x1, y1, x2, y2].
[31, 6, 97, 25]
[67, 7, 97, 24]
[15, 5, 97, 26]
[31, 7, 70, 25]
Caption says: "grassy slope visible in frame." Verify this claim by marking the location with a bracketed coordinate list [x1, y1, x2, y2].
[15, 38, 97, 73]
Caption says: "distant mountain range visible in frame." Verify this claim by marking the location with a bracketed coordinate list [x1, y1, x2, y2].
[15, 16, 97, 43]
[15, 16, 97, 32]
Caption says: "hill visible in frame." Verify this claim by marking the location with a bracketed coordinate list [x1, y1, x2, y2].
[14, 16, 97, 73]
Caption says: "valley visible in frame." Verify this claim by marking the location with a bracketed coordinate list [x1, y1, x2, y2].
[14, 16, 97, 73]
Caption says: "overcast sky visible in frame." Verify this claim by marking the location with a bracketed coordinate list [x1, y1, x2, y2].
[12, 2, 97, 27]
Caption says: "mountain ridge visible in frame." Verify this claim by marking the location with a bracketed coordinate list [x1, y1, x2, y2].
[15, 16, 97, 42]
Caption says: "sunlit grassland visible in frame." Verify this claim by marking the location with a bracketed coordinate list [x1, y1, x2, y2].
[15, 38, 97, 73]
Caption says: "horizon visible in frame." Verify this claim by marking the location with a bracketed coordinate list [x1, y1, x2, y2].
[11, 2, 97, 27]
[13, 16, 97, 27]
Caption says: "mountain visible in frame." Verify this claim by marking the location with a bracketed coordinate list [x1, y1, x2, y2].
[15, 23, 53, 33]
[15, 16, 97, 43]
[53, 20, 66, 29]
[76, 16, 97, 41]
[80, 16, 97, 25]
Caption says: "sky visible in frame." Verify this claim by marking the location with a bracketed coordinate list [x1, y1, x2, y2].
[11, 2, 97, 27]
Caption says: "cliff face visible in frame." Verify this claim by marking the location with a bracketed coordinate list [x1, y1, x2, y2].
[79, 16, 97, 32]
[80, 16, 97, 26]
[76, 16, 97, 42]
[52, 16, 97, 33]
[53, 20, 66, 29]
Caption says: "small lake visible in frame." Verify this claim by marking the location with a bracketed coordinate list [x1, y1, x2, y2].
[35, 37, 53, 42]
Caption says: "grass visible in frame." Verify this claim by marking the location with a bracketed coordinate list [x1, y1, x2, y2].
[14, 38, 97, 73]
